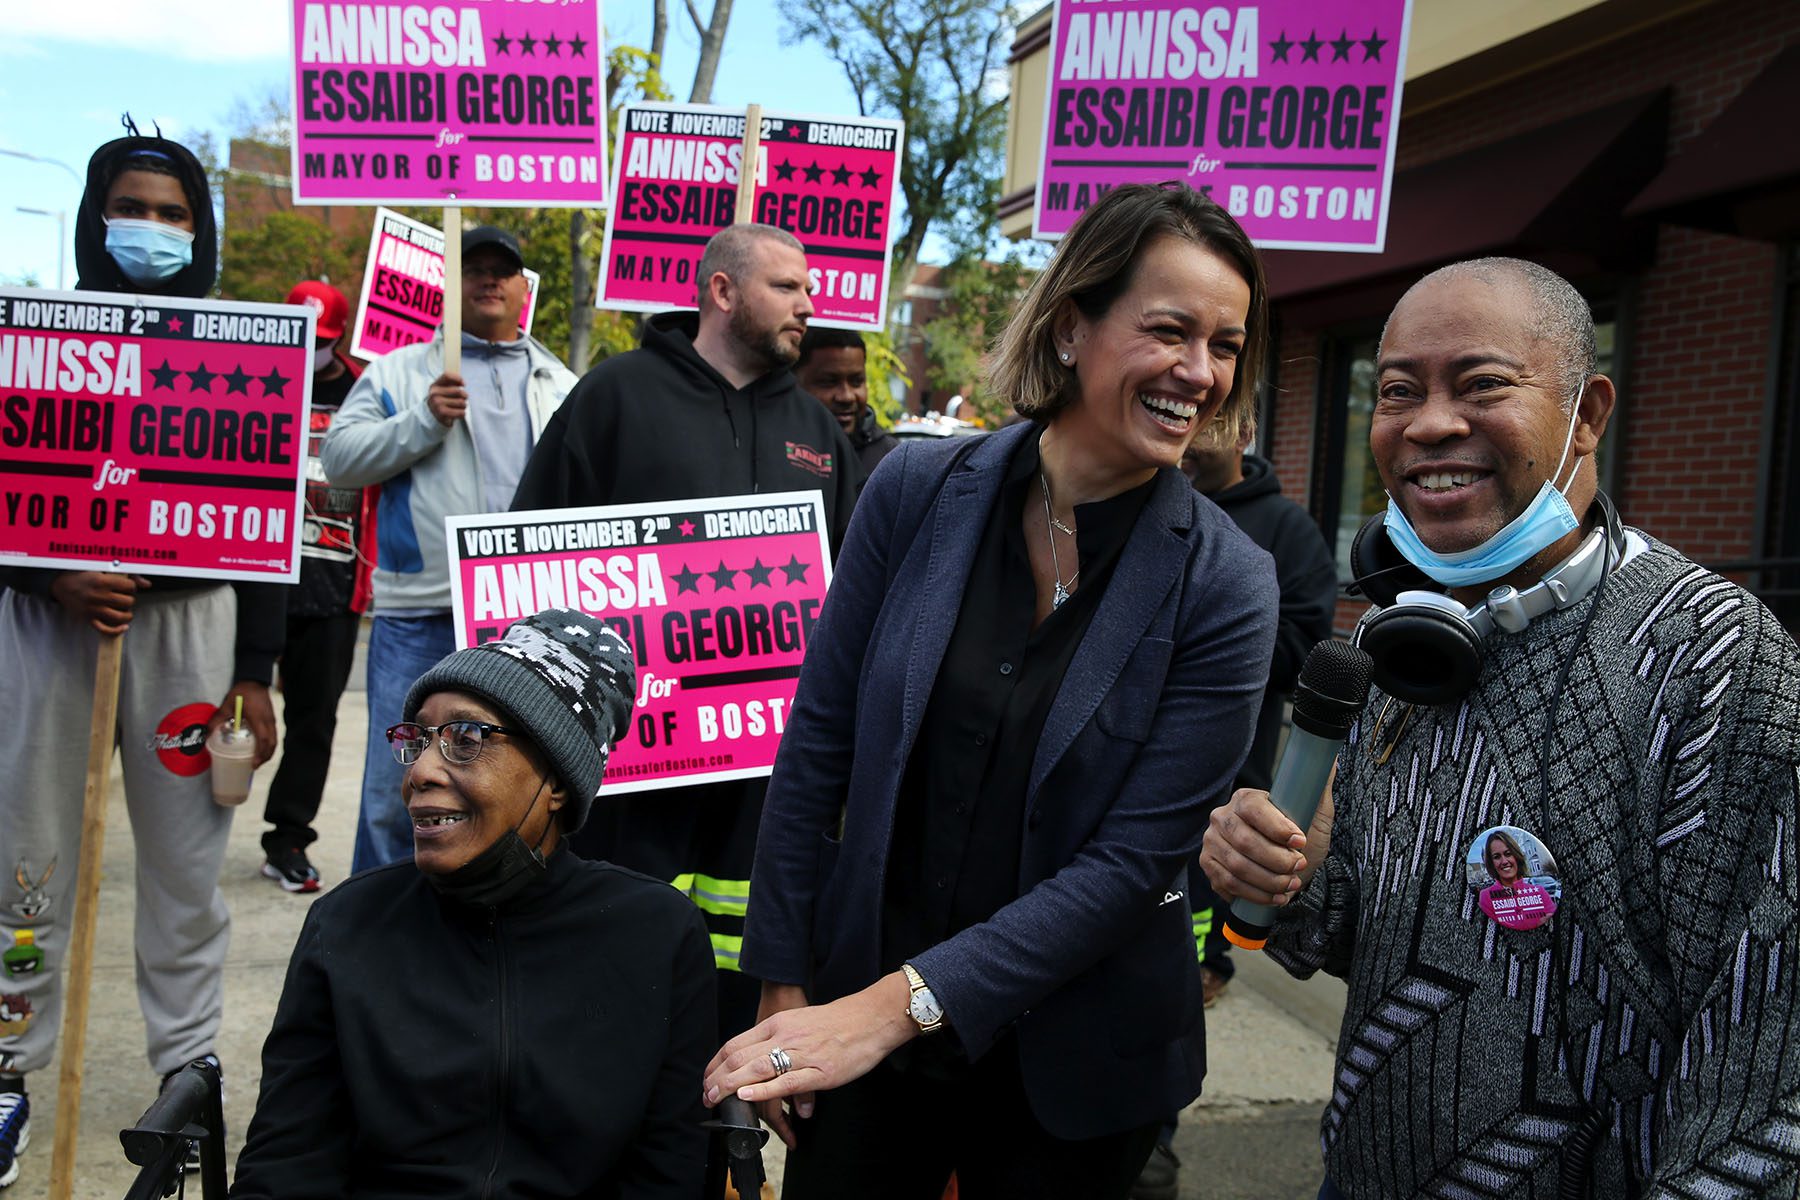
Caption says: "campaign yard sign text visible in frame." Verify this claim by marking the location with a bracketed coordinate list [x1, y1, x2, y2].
[290, 0, 609, 206]
[598, 103, 905, 329]
[0, 288, 314, 583]
[1035, 0, 1412, 251]
[447, 492, 832, 794]
[351, 207, 541, 359]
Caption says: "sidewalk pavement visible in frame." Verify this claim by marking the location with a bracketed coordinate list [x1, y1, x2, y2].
[11, 638, 1345, 1199]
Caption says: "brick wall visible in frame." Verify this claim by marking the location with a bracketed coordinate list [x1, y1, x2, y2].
[1273, 0, 1795, 612]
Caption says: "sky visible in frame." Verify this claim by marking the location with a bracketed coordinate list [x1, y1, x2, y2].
[0, 0, 870, 290]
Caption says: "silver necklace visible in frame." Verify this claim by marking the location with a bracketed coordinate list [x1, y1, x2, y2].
[1039, 471, 1079, 608]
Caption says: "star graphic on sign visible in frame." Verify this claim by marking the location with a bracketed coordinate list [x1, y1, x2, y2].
[774, 158, 796, 182]
[150, 359, 180, 391]
[671, 564, 703, 595]
[744, 558, 775, 588]
[164, 315, 184, 333]
[518, 32, 538, 55]
[185, 362, 217, 392]
[860, 165, 882, 188]
[830, 162, 853, 186]
[1299, 30, 1323, 62]
[679, 519, 696, 536]
[708, 561, 738, 591]
[1268, 31, 1294, 63]
[544, 33, 563, 55]
[1360, 28, 1388, 62]
[568, 32, 589, 57]
[258, 366, 291, 398]
[802, 160, 824, 184]
[492, 30, 512, 54]
[1329, 29, 1354, 62]
[781, 554, 811, 585]
[223, 363, 253, 395]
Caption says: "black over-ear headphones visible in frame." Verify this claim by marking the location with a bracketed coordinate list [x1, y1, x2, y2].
[1348, 492, 1624, 706]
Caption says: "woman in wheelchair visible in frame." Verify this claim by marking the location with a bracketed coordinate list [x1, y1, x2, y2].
[231, 609, 716, 1198]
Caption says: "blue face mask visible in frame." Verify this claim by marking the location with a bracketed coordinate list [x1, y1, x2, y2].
[104, 217, 194, 286]
[1384, 386, 1585, 589]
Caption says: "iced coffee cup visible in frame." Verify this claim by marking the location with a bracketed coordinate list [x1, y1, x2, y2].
[207, 724, 256, 807]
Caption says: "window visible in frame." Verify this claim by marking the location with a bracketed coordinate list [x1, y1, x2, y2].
[1758, 242, 1800, 631]
[1320, 334, 1380, 584]
[1317, 306, 1623, 583]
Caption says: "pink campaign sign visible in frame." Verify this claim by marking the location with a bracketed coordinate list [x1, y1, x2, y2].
[598, 103, 904, 330]
[0, 288, 314, 583]
[1034, 0, 1413, 250]
[350, 207, 540, 359]
[290, 0, 608, 206]
[447, 492, 832, 795]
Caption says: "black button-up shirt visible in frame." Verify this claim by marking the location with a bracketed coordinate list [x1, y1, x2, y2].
[882, 431, 1154, 981]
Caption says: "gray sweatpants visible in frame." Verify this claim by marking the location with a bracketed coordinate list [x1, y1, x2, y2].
[0, 586, 235, 1079]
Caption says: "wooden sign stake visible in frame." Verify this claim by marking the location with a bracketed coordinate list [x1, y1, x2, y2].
[442, 203, 462, 374]
[734, 105, 763, 225]
[47, 634, 125, 1200]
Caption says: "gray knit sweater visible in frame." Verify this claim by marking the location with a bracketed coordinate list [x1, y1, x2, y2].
[1269, 536, 1800, 1198]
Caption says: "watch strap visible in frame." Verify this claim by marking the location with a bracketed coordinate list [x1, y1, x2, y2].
[901, 963, 944, 1034]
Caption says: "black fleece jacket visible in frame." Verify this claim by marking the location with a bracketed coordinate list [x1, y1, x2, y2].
[512, 312, 859, 554]
[230, 851, 717, 1199]
[1202, 454, 1338, 789]
[848, 405, 898, 479]
[0, 135, 285, 683]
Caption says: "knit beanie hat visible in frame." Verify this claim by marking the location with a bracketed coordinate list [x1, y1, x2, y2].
[404, 609, 636, 831]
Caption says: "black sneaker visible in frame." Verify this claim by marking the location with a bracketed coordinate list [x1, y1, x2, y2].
[261, 846, 322, 893]
[0, 1080, 28, 1189]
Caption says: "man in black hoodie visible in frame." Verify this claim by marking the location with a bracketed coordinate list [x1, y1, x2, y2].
[1132, 416, 1336, 1200]
[512, 222, 858, 1039]
[794, 326, 897, 479]
[0, 132, 285, 1188]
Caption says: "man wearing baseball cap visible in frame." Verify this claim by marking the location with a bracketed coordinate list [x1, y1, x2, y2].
[257, 282, 378, 892]
[322, 226, 578, 872]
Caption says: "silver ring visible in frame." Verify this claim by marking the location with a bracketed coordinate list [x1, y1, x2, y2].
[768, 1047, 792, 1076]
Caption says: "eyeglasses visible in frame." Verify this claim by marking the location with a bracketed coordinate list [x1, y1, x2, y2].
[385, 721, 521, 766]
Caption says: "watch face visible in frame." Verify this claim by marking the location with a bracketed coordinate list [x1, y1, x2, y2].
[909, 988, 943, 1026]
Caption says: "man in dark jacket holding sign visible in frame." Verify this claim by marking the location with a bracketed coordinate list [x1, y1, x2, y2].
[512, 222, 858, 1038]
[0, 129, 286, 1189]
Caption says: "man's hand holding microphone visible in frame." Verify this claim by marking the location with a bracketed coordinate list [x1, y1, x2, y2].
[1200, 640, 1373, 950]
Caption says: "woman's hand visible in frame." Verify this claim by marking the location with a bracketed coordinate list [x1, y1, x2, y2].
[702, 972, 916, 1132]
[750, 982, 813, 1148]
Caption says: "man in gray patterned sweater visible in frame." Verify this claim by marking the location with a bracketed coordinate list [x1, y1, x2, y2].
[1202, 258, 1800, 1198]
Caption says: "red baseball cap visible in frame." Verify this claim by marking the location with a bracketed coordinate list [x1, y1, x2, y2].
[286, 281, 350, 340]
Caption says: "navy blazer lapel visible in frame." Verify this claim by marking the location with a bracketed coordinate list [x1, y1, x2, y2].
[897, 424, 1031, 762]
[1029, 468, 1195, 796]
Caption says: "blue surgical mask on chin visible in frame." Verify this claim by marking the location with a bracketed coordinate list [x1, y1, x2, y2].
[104, 217, 194, 286]
[1384, 386, 1586, 589]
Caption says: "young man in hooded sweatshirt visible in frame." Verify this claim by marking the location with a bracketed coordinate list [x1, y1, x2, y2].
[511, 222, 859, 1039]
[0, 131, 287, 1189]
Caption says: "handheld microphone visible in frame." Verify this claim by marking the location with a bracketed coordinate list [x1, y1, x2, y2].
[1223, 639, 1374, 951]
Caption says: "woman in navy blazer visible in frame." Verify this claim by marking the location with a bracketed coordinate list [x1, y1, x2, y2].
[705, 184, 1280, 1197]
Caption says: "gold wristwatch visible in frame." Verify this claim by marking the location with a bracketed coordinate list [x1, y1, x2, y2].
[901, 963, 945, 1034]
